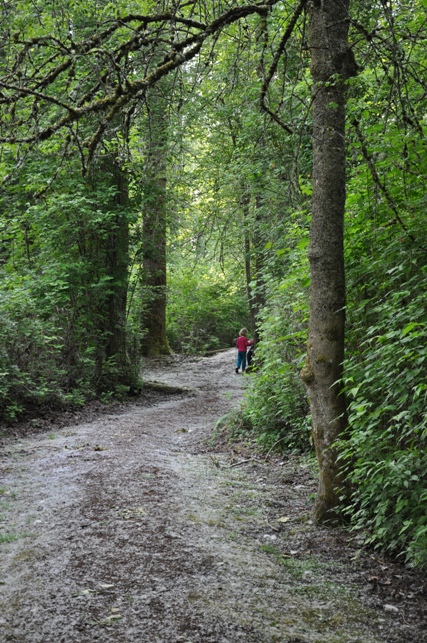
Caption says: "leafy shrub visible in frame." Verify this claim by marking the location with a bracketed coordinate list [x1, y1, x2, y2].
[339, 259, 427, 567]
[243, 355, 311, 452]
[0, 262, 141, 423]
[242, 236, 312, 454]
[0, 275, 67, 421]
[166, 265, 249, 354]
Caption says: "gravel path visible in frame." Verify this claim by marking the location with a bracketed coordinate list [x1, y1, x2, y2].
[0, 350, 426, 642]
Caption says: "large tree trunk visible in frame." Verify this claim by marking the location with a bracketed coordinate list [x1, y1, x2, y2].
[95, 152, 136, 391]
[301, 0, 355, 522]
[140, 86, 171, 357]
[104, 160, 131, 375]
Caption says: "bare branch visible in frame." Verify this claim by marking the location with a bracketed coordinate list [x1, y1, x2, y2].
[259, 0, 307, 132]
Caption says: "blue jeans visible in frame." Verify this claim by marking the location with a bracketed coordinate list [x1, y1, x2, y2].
[236, 350, 247, 372]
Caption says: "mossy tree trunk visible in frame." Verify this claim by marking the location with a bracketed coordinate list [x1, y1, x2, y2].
[301, 0, 355, 522]
[94, 150, 136, 392]
[104, 158, 131, 378]
[140, 85, 171, 357]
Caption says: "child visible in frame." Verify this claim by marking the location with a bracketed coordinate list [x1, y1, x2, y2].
[247, 343, 254, 367]
[235, 328, 254, 373]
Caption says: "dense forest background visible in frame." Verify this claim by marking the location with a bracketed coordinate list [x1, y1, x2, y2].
[0, 0, 426, 567]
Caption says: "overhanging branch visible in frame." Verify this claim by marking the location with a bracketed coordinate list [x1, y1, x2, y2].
[0, 1, 281, 156]
[259, 0, 307, 133]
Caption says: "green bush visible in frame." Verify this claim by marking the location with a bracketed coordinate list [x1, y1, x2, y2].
[0, 276, 67, 421]
[243, 355, 311, 452]
[166, 265, 249, 354]
[339, 259, 427, 567]
[0, 263, 141, 422]
[242, 237, 312, 454]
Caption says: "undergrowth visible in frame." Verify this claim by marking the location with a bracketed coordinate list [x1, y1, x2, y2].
[339, 250, 427, 568]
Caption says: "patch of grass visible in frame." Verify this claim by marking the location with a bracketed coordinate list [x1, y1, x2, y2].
[0, 488, 17, 500]
[13, 548, 39, 562]
[294, 581, 350, 599]
[279, 555, 325, 580]
[0, 533, 19, 544]
[220, 479, 255, 489]
[0, 530, 29, 545]
[210, 408, 253, 448]
[261, 543, 281, 555]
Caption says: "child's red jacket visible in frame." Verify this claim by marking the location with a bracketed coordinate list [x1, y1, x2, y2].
[236, 336, 253, 351]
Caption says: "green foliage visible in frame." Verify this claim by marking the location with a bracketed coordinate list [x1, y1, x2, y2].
[243, 354, 311, 453]
[242, 219, 312, 454]
[1, 0, 427, 570]
[0, 152, 141, 422]
[166, 264, 249, 354]
[0, 533, 19, 544]
[334, 6, 427, 565]
[339, 258, 427, 567]
[0, 273, 68, 421]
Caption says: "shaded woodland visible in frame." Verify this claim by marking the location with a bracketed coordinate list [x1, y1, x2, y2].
[0, 0, 426, 567]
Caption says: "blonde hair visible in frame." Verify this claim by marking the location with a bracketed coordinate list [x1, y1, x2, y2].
[239, 327, 248, 337]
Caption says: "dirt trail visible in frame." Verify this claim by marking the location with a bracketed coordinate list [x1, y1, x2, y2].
[0, 350, 426, 643]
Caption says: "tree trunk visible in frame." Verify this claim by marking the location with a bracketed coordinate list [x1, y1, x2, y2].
[241, 190, 257, 338]
[241, 189, 266, 344]
[104, 160, 131, 374]
[95, 152, 136, 391]
[140, 86, 171, 357]
[301, 0, 355, 522]
[253, 194, 266, 324]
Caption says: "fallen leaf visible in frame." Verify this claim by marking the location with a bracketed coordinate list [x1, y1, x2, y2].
[99, 583, 115, 589]
[277, 516, 290, 523]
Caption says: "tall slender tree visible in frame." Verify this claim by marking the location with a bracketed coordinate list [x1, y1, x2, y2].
[301, 0, 356, 521]
[140, 83, 171, 356]
[95, 142, 135, 389]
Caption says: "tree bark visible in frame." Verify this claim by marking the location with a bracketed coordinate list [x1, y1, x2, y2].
[301, 0, 355, 522]
[95, 151, 136, 391]
[140, 85, 171, 357]
[241, 190, 257, 338]
[104, 160, 131, 373]
[241, 190, 267, 344]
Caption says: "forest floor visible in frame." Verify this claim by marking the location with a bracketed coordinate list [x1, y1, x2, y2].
[0, 349, 426, 643]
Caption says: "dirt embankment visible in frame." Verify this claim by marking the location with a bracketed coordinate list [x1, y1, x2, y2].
[0, 350, 426, 643]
